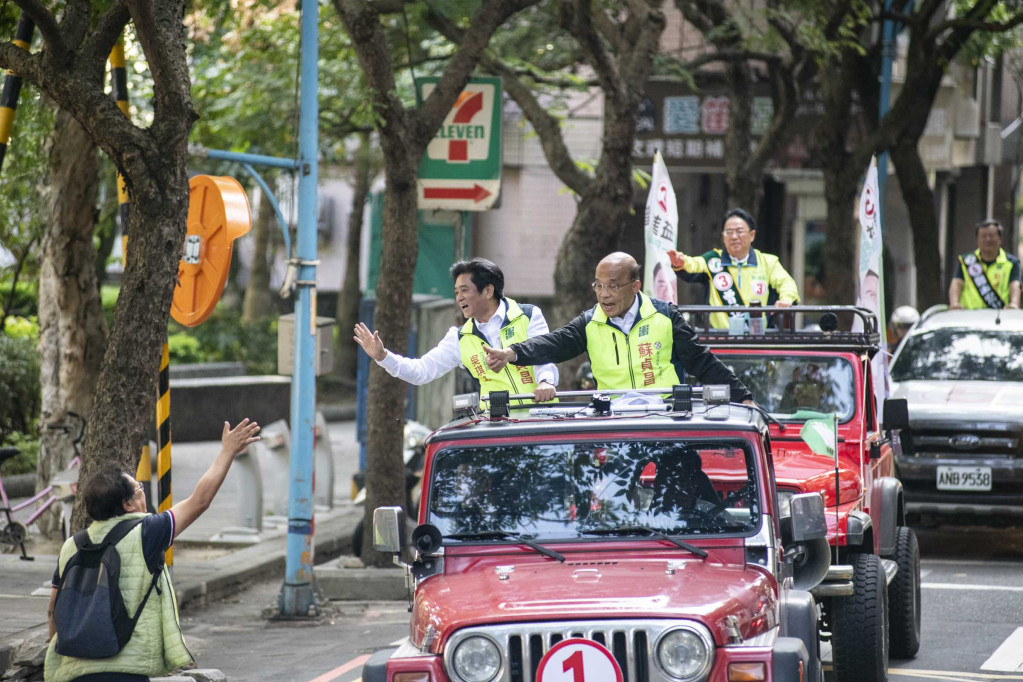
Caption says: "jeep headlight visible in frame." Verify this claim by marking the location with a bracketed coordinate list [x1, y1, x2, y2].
[656, 626, 713, 680]
[452, 635, 501, 682]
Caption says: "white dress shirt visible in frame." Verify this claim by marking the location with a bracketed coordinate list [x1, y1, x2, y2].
[377, 299, 559, 387]
[608, 295, 642, 335]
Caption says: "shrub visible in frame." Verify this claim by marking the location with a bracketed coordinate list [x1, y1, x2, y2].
[4, 315, 39, 340]
[168, 308, 279, 375]
[0, 333, 41, 444]
[0, 431, 39, 476]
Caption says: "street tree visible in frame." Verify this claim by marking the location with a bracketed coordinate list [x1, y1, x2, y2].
[671, 0, 813, 215]
[333, 0, 540, 566]
[812, 0, 1023, 307]
[433, 0, 667, 345]
[0, 1, 198, 531]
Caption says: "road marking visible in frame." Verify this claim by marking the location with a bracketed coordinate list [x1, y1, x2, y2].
[982, 628, 1023, 673]
[923, 583, 1023, 592]
[389, 638, 405, 646]
[891, 670, 1023, 680]
[308, 653, 371, 682]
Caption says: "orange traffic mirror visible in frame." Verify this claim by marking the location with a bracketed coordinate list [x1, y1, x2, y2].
[171, 175, 252, 327]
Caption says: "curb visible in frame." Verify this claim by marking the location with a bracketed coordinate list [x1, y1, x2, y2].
[175, 511, 356, 610]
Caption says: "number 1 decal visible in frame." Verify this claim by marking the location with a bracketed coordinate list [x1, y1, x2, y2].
[536, 638, 624, 682]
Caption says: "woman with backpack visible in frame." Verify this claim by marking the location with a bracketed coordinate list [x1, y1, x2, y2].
[44, 418, 260, 682]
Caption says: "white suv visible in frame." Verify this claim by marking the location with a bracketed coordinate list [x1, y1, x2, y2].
[889, 306, 1023, 524]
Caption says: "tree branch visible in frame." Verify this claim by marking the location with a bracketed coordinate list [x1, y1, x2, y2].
[81, 1, 132, 73]
[10, 0, 66, 63]
[423, 6, 593, 194]
[565, 0, 624, 101]
[59, 0, 93, 52]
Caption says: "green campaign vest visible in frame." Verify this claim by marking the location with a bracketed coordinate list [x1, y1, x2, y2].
[959, 248, 1014, 309]
[459, 298, 538, 404]
[584, 293, 681, 390]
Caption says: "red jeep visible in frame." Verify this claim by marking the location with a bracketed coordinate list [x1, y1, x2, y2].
[367, 386, 831, 682]
[695, 305, 921, 682]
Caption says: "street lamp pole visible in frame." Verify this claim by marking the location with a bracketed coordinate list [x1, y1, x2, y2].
[279, 0, 319, 618]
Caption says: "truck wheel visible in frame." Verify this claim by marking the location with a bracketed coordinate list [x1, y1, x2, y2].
[831, 553, 889, 682]
[888, 526, 921, 659]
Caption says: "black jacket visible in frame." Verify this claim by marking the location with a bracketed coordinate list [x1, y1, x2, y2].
[510, 297, 752, 403]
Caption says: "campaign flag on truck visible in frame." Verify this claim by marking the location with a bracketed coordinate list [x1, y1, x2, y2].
[800, 413, 838, 460]
[853, 156, 891, 422]
[644, 151, 678, 304]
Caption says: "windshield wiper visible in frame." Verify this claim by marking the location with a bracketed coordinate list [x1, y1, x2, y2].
[443, 530, 565, 562]
[580, 526, 708, 558]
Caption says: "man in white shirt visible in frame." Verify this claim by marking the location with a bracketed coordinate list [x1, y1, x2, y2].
[354, 258, 557, 404]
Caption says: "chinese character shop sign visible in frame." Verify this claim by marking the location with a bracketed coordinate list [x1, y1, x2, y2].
[418, 77, 502, 211]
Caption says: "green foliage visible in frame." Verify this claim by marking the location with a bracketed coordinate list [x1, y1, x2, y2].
[0, 334, 41, 445]
[955, 1, 1023, 65]
[4, 315, 38, 339]
[0, 430, 39, 476]
[0, 279, 38, 318]
[168, 308, 279, 375]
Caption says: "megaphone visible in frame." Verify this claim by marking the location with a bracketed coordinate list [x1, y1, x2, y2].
[410, 523, 443, 556]
[792, 536, 832, 591]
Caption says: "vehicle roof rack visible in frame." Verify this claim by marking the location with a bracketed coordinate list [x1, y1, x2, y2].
[454, 384, 743, 422]
[683, 304, 881, 351]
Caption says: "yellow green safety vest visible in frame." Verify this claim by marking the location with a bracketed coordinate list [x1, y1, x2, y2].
[958, 248, 1015, 309]
[584, 293, 681, 389]
[459, 298, 539, 404]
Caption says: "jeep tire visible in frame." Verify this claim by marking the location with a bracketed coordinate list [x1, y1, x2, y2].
[887, 525, 922, 658]
[830, 553, 889, 682]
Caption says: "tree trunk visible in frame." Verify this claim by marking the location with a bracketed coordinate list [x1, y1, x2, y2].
[70, 169, 191, 532]
[242, 183, 276, 324]
[360, 160, 418, 566]
[889, 137, 943, 310]
[724, 62, 760, 213]
[37, 110, 106, 538]
[335, 133, 371, 382]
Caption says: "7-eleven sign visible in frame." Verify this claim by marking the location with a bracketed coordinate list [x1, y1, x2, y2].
[418, 77, 502, 211]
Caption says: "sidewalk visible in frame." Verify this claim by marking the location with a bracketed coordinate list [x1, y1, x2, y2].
[0, 419, 363, 677]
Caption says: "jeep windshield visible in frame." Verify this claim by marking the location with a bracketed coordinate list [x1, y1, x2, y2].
[426, 438, 760, 542]
[716, 355, 856, 421]
[891, 327, 1023, 382]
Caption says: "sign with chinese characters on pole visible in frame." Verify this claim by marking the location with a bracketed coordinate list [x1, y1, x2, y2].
[633, 78, 823, 169]
[418, 76, 502, 211]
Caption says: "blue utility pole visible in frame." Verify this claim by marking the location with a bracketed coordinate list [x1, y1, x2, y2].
[279, 0, 320, 618]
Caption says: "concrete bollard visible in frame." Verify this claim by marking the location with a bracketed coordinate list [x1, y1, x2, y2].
[209, 441, 264, 544]
[313, 411, 334, 510]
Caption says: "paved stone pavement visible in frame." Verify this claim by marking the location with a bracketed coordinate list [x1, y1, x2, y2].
[0, 419, 363, 677]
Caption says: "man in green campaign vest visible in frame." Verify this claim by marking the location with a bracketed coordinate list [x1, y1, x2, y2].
[354, 258, 558, 404]
[482, 252, 752, 403]
[668, 208, 800, 329]
[949, 218, 1021, 310]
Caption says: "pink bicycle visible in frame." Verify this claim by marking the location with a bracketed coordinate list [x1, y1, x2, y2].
[0, 412, 84, 561]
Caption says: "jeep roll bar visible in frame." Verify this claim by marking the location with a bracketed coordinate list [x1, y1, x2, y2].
[683, 304, 881, 352]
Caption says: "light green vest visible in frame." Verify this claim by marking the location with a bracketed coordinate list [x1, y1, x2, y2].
[959, 248, 1014, 309]
[585, 294, 681, 389]
[459, 298, 538, 405]
[45, 512, 192, 682]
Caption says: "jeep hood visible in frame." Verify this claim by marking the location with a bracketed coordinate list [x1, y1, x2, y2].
[890, 380, 1023, 421]
[410, 552, 776, 651]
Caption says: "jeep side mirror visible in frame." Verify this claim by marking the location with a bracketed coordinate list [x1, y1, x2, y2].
[373, 506, 406, 554]
[788, 493, 827, 542]
[883, 398, 910, 430]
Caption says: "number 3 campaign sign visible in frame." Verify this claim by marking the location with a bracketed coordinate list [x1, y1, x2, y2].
[536, 638, 624, 682]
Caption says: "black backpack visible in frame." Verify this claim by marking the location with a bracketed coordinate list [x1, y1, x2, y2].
[53, 517, 163, 659]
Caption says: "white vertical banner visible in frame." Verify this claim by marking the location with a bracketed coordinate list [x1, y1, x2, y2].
[854, 156, 890, 422]
[644, 151, 678, 303]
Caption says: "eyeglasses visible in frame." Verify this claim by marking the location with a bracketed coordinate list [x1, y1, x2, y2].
[591, 280, 635, 293]
[722, 229, 750, 237]
[132, 482, 145, 496]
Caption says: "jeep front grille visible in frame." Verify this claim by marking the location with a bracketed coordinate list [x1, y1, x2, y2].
[911, 427, 1021, 459]
[443, 620, 713, 682]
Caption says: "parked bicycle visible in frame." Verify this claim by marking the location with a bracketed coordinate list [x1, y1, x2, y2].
[0, 412, 85, 560]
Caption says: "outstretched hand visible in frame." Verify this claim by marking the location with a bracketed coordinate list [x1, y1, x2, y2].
[667, 249, 688, 270]
[482, 344, 515, 372]
[222, 418, 260, 457]
[353, 322, 387, 361]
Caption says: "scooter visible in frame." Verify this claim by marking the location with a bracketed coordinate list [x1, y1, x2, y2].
[351, 420, 431, 557]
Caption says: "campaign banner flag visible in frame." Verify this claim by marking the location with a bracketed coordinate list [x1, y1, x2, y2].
[853, 156, 891, 421]
[800, 414, 838, 460]
[644, 151, 678, 304]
